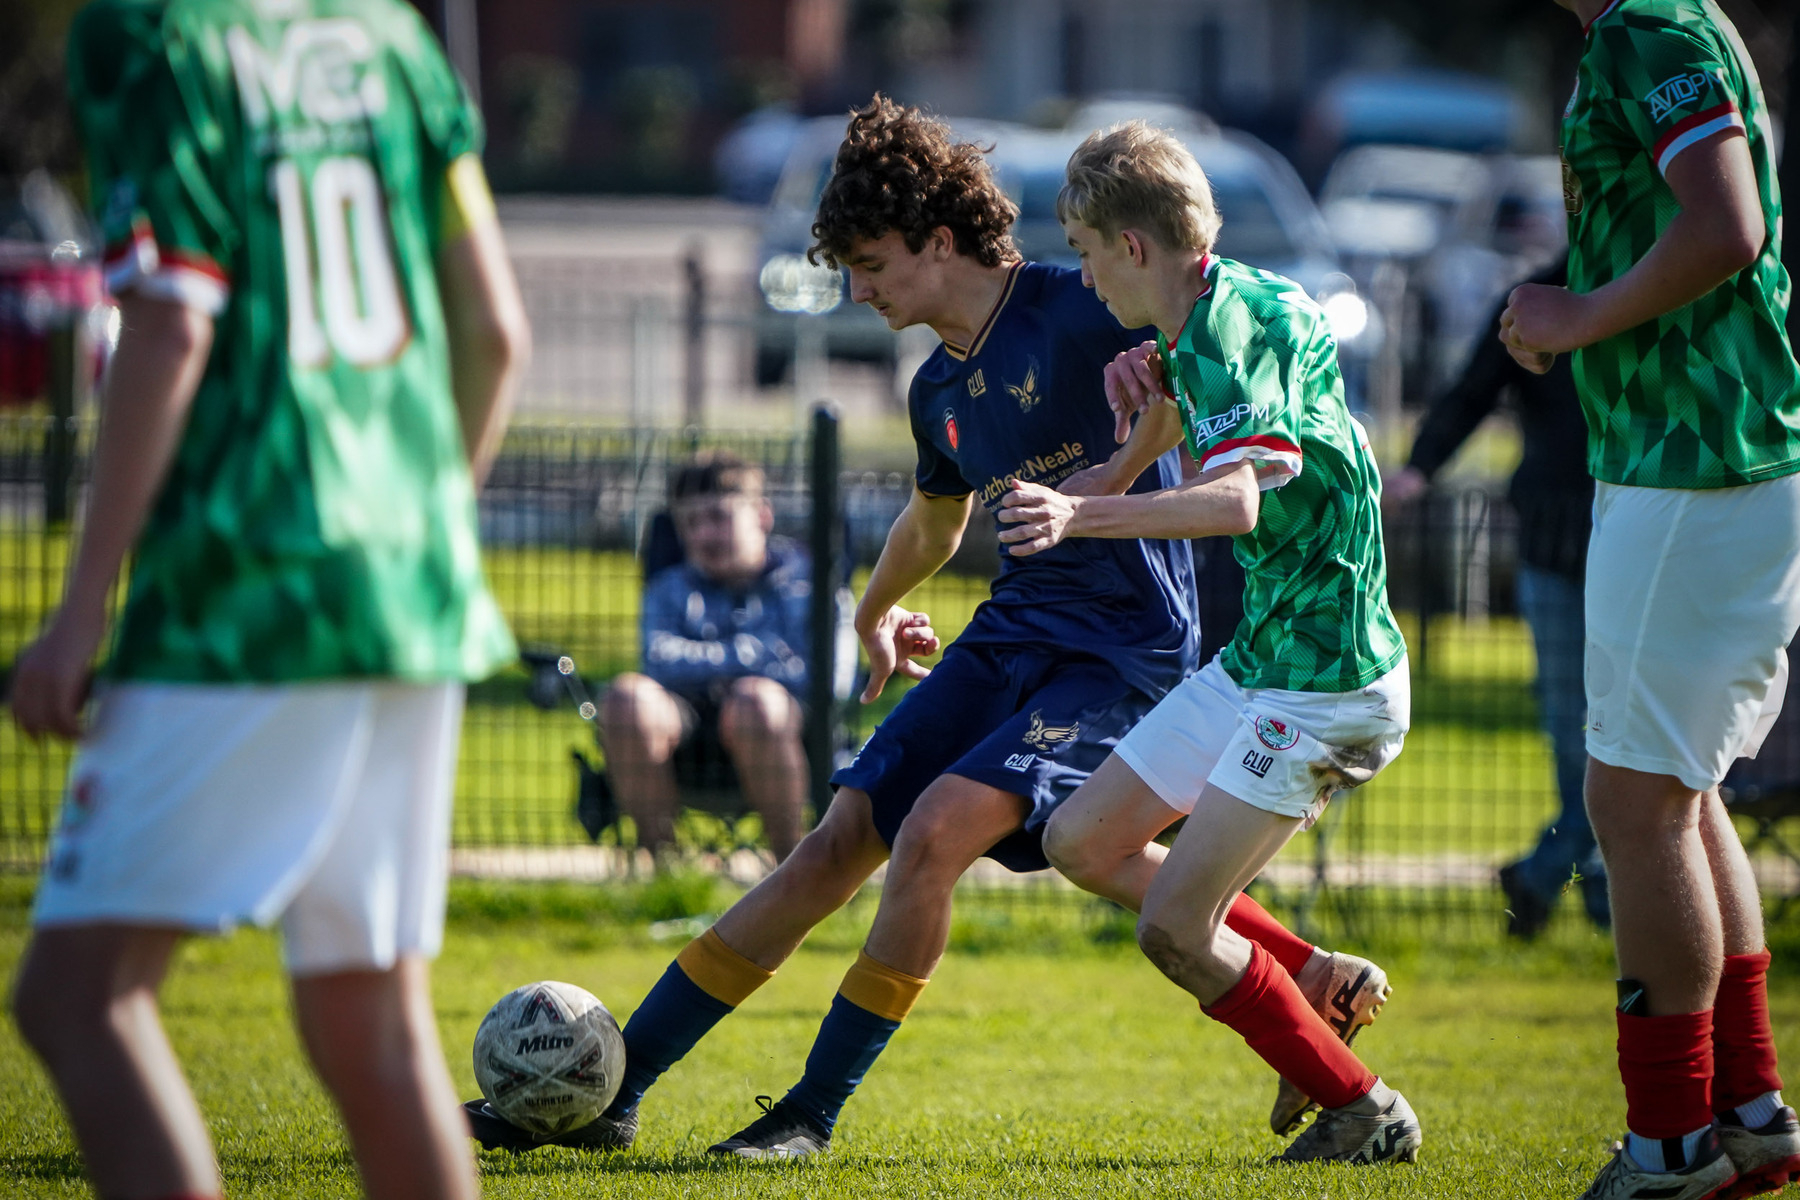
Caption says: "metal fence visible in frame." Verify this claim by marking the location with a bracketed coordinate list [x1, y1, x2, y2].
[4, 411, 1798, 944]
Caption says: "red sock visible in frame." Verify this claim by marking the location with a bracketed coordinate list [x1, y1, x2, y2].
[1202, 943, 1376, 1109]
[1225, 891, 1315, 976]
[1618, 1009, 1714, 1137]
[1715, 950, 1783, 1113]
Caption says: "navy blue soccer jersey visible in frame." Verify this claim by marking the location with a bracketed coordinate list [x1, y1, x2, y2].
[908, 261, 1198, 699]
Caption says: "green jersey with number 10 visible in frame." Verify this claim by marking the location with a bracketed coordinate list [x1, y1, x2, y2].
[66, 0, 514, 682]
[1157, 255, 1406, 694]
[1562, 0, 1800, 490]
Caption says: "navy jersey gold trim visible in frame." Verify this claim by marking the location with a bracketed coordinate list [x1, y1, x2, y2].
[906, 262, 1198, 699]
[943, 262, 1025, 362]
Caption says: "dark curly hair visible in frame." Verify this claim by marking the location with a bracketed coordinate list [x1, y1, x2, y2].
[809, 95, 1019, 269]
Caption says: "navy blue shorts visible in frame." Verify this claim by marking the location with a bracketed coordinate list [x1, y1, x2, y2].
[830, 641, 1158, 872]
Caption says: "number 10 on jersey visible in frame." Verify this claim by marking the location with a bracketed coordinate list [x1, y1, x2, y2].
[271, 156, 409, 368]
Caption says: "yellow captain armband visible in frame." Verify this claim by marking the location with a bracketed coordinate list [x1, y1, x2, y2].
[440, 153, 497, 241]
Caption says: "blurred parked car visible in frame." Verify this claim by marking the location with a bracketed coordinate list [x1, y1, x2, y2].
[1299, 69, 1527, 184]
[1322, 147, 1566, 398]
[713, 106, 807, 206]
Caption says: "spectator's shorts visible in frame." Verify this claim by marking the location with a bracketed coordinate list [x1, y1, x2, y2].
[33, 682, 463, 975]
[831, 641, 1157, 872]
[1114, 655, 1410, 827]
[1585, 477, 1800, 791]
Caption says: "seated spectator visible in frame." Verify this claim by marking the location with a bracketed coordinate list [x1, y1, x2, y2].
[602, 453, 809, 862]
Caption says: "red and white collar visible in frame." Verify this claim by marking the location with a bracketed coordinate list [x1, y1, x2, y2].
[1169, 253, 1218, 343]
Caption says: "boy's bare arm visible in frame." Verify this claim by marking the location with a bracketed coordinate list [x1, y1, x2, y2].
[437, 155, 531, 485]
[1501, 131, 1762, 369]
[853, 486, 971, 700]
[9, 296, 213, 738]
[998, 459, 1259, 555]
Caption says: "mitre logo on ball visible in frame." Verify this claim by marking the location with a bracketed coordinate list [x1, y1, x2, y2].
[473, 980, 625, 1137]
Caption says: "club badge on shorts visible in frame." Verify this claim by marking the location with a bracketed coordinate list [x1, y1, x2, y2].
[1254, 715, 1299, 752]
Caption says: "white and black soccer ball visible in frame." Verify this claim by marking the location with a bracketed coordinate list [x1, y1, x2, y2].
[472, 980, 625, 1137]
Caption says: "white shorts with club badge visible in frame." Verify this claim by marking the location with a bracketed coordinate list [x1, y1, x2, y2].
[32, 680, 464, 975]
[1114, 655, 1410, 826]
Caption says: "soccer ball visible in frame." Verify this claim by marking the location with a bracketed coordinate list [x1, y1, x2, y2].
[472, 980, 626, 1137]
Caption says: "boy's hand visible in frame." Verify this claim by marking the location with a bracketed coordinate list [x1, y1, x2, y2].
[856, 606, 940, 704]
[997, 478, 1080, 557]
[1103, 341, 1167, 443]
[1499, 283, 1590, 372]
[8, 609, 104, 740]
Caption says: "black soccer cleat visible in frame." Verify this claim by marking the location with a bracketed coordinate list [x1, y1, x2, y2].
[707, 1095, 831, 1160]
[462, 1098, 637, 1154]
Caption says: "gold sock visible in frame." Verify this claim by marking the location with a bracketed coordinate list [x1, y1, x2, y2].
[675, 928, 774, 1007]
[838, 950, 930, 1022]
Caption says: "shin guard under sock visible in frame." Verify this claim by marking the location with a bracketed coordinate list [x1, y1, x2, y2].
[1224, 891, 1316, 976]
[606, 929, 773, 1118]
[1714, 950, 1783, 1115]
[1616, 982, 1713, 1141]
[783, 951, 928, 1135]
[1202, 943, 1375, 1110]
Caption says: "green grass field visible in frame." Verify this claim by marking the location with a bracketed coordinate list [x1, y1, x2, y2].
[5, 877, 1780, 1199]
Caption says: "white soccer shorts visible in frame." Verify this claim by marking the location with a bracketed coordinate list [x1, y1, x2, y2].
[32, 681, 464, 975]
[1585, 476, 1800, 792]
[1113, 655, 1410, 825]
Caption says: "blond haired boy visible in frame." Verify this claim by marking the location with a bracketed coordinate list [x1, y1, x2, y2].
[998, 121, 1420, 1163]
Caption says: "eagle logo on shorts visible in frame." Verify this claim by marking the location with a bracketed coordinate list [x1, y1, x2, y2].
[1023, 709, 1080, 752]
[1254, 716, 1300, 752]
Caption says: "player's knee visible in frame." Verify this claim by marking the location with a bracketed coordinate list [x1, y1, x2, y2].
[1135, 906, 1224, 981]
[1040, 813, 1107, 886]
[12, 961, 101, 1056]
[886, 806, 970, 883]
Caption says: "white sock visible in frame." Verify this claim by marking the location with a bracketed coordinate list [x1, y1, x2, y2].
[1730, 1090, 1784, 1129]
[1346, 1079, 1395, 1115]
[1626, 1126, 1709, 1173]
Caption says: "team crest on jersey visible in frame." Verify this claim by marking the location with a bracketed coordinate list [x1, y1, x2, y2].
[967, 368, 986, 398]
[1561, 156, 1583, 215]
[1005, 358, 1043, 412]
[1645, 70, 1721, 122]
[1254, 716, 1300, 752]
[943, 409, 959, 451]
[1022, 710, 1080, 752]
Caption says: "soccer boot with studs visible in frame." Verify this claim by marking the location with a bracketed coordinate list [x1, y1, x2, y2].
[1717, 1106, 1800, 1199]
[462, 1098, 637, 1154]
[1577, 1130, 1738, 1200]
[707, 1095, 831, 1160]
[1275, 1087, 1421, 1165]
[1270, 951, 1393, 1135]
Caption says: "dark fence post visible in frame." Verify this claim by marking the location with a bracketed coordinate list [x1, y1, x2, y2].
[44, 320, 85, 526]
[807, 404, 843, 818]
[1415, 487, 1432, 679]
[683, 246, 705, 428]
